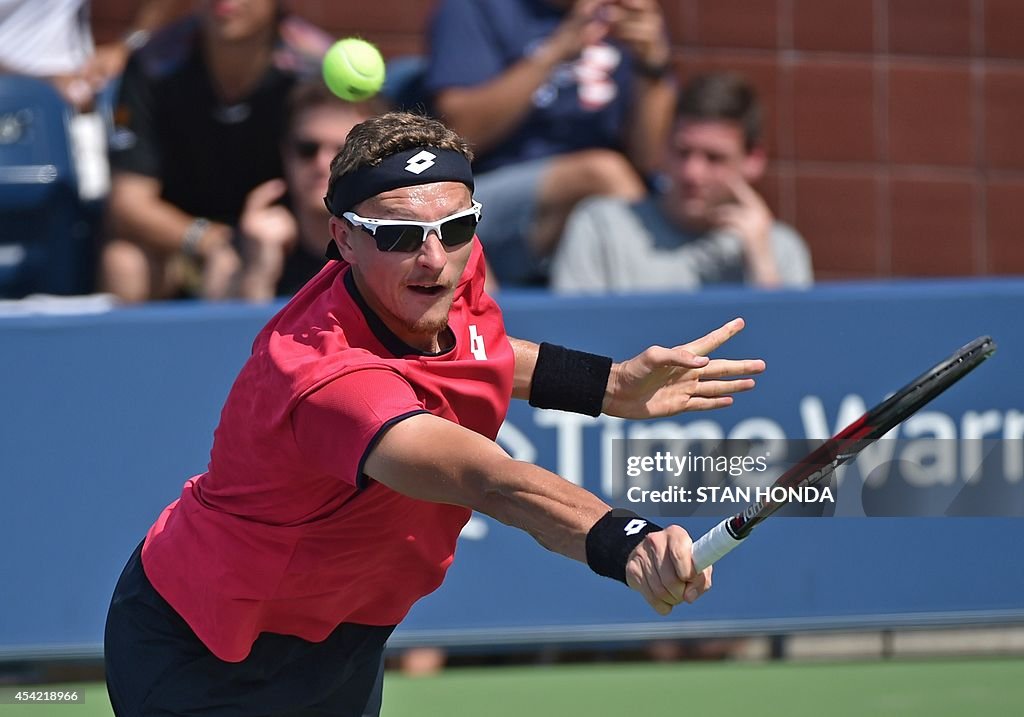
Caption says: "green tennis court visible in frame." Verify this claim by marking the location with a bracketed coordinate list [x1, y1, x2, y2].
[4, 657, 1021, 716]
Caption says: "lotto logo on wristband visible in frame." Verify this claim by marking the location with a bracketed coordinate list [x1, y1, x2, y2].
[587, 510, 663, 583]
[623, 519, 648, 536]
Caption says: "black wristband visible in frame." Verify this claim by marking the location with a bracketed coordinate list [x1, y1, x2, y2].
[586, 509, 664, 584]
[528, 342, 612, 417]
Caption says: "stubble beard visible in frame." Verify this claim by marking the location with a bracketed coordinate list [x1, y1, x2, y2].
[403, 293, 455, 345]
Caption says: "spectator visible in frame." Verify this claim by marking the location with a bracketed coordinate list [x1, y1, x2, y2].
[551, 72, 813, 293]
[234, 81, 386, 301]
[424, 0, 676, 285]
[100, 0, 332, 302]
[0, 0, 187, 112]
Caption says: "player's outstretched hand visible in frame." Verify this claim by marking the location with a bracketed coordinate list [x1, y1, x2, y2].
[626, 525, 712, 615]
[601, 317, 765, 418]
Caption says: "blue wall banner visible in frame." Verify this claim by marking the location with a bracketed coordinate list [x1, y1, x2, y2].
[1, 279, 1022, 659]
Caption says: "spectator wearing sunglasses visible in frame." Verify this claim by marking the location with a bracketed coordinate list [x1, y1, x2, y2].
[105, 111, 764, 716]
[233, 81, 386, 301]
[100, 0, 333, 302]
[424, 0, 676, 285]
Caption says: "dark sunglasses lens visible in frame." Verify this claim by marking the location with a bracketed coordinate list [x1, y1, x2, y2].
[375, 225, 423, 252]
[439, 214, 478, 247]
[292, 140, 320, 159]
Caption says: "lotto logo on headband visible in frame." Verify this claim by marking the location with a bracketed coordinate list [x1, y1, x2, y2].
[405, 150, 437, 175]
[327, 146, 474, 217]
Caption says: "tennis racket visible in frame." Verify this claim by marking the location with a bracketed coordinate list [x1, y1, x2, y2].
[691, 335, 997, 572]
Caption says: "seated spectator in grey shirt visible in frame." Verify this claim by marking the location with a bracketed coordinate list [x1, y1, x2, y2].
[552, 72, 812, 293]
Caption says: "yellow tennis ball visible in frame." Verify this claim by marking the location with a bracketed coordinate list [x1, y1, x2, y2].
[322, 38, 386, 101]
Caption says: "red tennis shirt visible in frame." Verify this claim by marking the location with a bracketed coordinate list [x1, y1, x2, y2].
[141, 241, 514, 662]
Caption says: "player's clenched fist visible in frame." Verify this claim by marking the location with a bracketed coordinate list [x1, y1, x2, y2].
[625, 525, 713, 615]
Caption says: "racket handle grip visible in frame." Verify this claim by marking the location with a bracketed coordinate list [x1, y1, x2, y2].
[691, 518, 744, 572]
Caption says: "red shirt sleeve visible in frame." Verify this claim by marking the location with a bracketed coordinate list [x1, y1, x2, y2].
[292, 368, 427, 487]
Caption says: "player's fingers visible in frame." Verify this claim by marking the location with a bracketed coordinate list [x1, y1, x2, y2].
[650, 534, 689, 605]
[625, 546, 675, 615]
[649, 574, 683, 610]
[700, 358, 766, 379]
[693, 378, 757, 397]
[683, 566, 713, 604]
[644, 536, 684, 605]
[643, 566, 677, 615]
[682, 317, 745, 356]
[641, 345, 709, 369]
[663, 526, 697, 586]
[680, 396, 734, 412]
[646, 393, 733, 415]
[656, 528, 714, 607]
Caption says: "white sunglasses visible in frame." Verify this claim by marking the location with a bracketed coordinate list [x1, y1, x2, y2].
[342, 201, 482, 252]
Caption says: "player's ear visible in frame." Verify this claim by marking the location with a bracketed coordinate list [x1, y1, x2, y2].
[741, 145, 767, 182]
[329, 216, 358, 264]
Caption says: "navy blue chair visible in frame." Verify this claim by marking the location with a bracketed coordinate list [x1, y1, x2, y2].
[0, 75, 94, 298]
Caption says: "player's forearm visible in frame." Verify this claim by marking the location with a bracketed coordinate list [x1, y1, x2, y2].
[472, 458, 611, 562]
[367, 414, 609, 561]
[510, 337, 618, 416]
[509, 337, 540, 400]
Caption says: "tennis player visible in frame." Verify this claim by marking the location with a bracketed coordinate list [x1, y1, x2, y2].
[104, 111, 765, 716]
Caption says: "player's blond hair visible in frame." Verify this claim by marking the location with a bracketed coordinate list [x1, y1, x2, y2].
[327, 112, 474, 199]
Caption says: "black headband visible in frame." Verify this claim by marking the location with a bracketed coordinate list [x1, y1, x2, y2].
[324, 146, 475, 217]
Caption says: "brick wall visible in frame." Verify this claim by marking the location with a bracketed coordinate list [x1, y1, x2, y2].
[92, 0, 1024, 280]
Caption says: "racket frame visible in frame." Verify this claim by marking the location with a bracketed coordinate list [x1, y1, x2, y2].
[690, 335, 997, 572]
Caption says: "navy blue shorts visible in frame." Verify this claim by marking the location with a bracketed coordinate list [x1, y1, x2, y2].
[104, 542, 393, 716]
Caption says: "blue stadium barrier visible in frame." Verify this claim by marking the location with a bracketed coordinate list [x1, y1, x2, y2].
[1, 279, 1022, 659]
